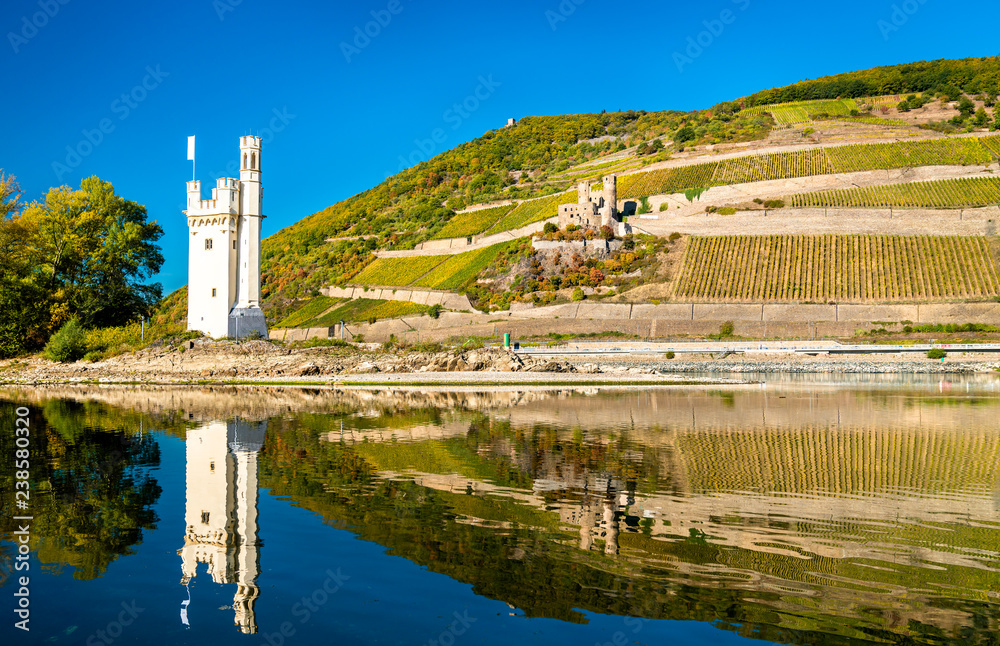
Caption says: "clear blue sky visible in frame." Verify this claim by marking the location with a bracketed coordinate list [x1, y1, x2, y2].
[3, 0, 996, 294]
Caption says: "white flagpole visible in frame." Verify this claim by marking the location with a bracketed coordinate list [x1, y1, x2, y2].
[187, 136, 196, 181]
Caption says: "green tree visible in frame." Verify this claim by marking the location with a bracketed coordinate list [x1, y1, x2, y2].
[975, 107, 989, 126]
[18, 176, 164, 329]
[0, 173, 50, 356]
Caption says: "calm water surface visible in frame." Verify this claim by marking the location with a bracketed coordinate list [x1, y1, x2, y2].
[1, 380, 999, 645]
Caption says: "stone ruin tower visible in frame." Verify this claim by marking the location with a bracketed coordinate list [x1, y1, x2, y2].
[600, 174, 617, 228]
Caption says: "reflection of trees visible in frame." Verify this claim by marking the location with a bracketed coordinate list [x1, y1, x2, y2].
[0, 399, 162, 580]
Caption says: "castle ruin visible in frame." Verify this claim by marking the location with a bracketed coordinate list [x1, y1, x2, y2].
[558, 174, 618, 230]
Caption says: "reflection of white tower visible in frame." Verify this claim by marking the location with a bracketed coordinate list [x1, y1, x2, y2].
[179, 419, 266, 634]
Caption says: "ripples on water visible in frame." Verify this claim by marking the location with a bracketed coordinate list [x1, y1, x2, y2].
[1, 381, 999, 645]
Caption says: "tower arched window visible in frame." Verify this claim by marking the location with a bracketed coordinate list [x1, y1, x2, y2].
[251, 151, 257, 169]
[243, 153, 247, 169]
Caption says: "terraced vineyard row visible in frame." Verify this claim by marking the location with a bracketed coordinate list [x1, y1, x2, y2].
[618, 137, 999, 199]
[739, 99, 860, 126]
[980, 135, 1000, 157]
[790, 177, 1000, 208]
[826, 137, 992, 171]
[712, 148, 833, 185]
[486, 190, 577, 234]
[350, 255, 445, 286]
[674, 235, 1000, 301]
[828, 116, 909, 127]
[618, 162, 719, 199]
[412, 242, 515, 290]
[432, 204, 515, 240]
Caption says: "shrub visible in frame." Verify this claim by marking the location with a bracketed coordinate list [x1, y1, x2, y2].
[763, 199, 785, 209]
[571, 287, 585, 302]
[44, 319, 87, 363]
[368, 316, 377, 325]
[543, 222, 558, 235]
[927, 347, 947, 359]
[668, 232, 682, 242]
[428, 304, 443, 319]
[717, 207, 737, 215]
[719, 321, 735, 337]
[664, 351, 676, 359]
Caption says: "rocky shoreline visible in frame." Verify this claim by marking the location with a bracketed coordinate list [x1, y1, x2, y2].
[0, 339, 996, 386]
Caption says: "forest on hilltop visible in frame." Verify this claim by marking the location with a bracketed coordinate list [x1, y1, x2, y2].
[740, 56, 1000, 107]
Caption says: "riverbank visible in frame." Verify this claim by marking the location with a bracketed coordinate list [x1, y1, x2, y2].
[1, 338, 997, 386]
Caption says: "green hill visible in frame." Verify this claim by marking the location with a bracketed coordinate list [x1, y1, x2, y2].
[166, 56, 1000, 327]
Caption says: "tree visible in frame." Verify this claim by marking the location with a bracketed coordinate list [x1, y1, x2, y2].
[0, 175, 164, 356]
[975, 107, 989, 127]
[674, 126, 697, 143]
[18, 176, 164, 329]
[0, 172, 21, 219]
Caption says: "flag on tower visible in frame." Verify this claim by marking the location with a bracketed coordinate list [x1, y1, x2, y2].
[187, 136, 195, 161]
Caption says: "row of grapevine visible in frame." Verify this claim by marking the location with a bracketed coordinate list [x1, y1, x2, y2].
[827, 138, 993, 172]
[431, 204, 515, 240]
[789, 177, 1000, 208]
[487, 190, 577, 233]
[350, 255, 446, 286]
[311, 299, 429, 326]
[979, 135, 1000, 157]
[618, 162, 719, 199]
[830, 116, 909, 127]
[618, 137, 999, 199]
[674, 235, 1000, 302]
[738, 99, 859, 126]
[712, 148, 833, 185]
[412, 243, 512, 291]
[862, 94, 903, 108]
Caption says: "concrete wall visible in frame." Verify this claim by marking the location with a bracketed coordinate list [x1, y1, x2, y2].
[276, 300, 1000, 344]
[322, 286, 475, 311]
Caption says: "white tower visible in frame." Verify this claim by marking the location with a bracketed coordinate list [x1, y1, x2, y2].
[186, 136, 268, 339]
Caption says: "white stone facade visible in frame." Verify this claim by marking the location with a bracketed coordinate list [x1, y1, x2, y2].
[186, 136, 268, 339]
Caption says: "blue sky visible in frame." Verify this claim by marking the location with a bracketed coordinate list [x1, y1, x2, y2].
[3, 0, 996, 294]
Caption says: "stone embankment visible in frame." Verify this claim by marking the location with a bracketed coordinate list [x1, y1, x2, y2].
[0, 342, 673, 385]
[1, 339, 995, 386]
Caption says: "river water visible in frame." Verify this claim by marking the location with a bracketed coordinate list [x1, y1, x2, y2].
[1, 378, 999, 645]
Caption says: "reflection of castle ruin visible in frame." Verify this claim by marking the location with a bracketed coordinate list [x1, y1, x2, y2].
[179, 420, 266, 634]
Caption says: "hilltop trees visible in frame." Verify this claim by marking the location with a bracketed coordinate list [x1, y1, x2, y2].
[0, 173, 164, 357]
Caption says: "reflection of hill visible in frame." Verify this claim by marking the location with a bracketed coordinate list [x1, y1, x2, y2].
[254, 389, 1000, 645]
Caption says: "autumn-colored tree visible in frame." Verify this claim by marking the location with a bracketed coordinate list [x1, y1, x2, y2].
[0, 174, 164, 356]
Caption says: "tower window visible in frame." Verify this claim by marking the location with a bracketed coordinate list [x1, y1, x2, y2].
[201, 511, 210, 525]
[205, 238, 213, 250]
[212, 288, 217, 297]
[233, 240, 237, 249]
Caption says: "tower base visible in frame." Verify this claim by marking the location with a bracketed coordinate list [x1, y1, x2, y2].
[228, 307, 269, 340]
